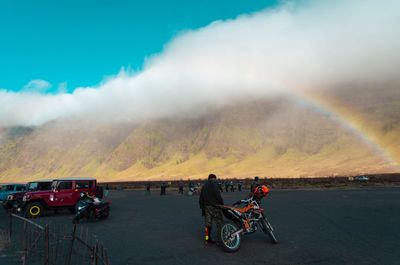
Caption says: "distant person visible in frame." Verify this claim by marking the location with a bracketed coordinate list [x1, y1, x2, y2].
[230, 181, 235, 192]
[250, 176, 260, 194]
[238, 181, 243, 192]
[178, 181, 184, 194]
[199, 174, 223, 244]
[146, 183, 151, 195]
[225, 181, 229, 192]
[160, 182, 167, 195]
[105, 184, 110, 197]
[218, 181, 223, 192]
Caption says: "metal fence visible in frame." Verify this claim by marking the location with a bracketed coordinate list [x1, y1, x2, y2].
[1, 212, 110, 265]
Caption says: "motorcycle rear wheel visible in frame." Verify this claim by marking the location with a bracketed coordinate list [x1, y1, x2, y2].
[260, 218, 278, 244]
[218, 221, 242, 252]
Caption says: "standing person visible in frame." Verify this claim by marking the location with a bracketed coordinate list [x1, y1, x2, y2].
[250, 176, 260, 194]
[160, 182, 167, 195]
[218, 181, 223, 193]
[178, 181, 184, 194]
[199, 174, 224, 244]
[105, 184, 110, 197]
[230, 181, 235, 192]
[225, 181, 229, 192]
[238, 181, 243, 192]
[145, 182, 151, 196]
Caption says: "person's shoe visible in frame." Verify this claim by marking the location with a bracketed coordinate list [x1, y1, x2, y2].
[204, 239, 216, 244]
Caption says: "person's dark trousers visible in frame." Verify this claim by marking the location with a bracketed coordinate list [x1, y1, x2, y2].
[160, 187, 166, 195]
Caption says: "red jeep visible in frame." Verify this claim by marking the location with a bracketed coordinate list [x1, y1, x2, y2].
[22, 178, 101, 218]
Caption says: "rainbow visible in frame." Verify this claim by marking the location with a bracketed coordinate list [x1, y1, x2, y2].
[291, 91, 400, 171]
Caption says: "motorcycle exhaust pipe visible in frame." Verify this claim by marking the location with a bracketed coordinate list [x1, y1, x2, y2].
[231, 229, 243, 238]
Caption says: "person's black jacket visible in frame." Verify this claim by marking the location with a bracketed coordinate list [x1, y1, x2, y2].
[250, 180, 260, 194]
[199, 179, 223, 210]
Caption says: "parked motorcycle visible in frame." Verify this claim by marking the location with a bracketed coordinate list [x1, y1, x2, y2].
[188, 183, 201, 196]
[187, 186, 198, 196]
[216, 185, 277, 252]
[72, 193, 110, 224]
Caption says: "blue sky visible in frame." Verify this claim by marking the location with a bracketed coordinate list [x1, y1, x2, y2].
[1, 0, 398, 128]
[0, 0, 278, 93]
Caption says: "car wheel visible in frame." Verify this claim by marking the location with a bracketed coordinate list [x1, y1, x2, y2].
[25, 202, 44, 218]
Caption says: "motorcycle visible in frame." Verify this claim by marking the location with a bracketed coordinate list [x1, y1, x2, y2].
[72, 193, 110, 224]
[216, 185, 277, 252]
[187, 183, 201, 196]
[187, 186, 198, 196]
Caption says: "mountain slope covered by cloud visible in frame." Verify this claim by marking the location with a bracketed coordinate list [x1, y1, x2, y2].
[0, 94, 399, 182]
[1, 0, 400, 181]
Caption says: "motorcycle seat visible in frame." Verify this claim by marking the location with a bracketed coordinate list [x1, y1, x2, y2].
[223, 204, 253, 214]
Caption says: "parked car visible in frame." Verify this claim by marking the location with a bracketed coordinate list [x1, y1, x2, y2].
[21, 178, 100, 218]
[355, 176, 369, 181]
[3, 180, 53, 211]
[0, 184, 27, 201]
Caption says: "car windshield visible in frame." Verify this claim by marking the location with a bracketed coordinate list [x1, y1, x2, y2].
[28, 182, 39, 191]
[2, 185, 14, 191]
[28, 182, 52, 191]
[15, 185, 26, 191]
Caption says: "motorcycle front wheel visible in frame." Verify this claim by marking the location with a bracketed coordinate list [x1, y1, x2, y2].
[260, 218, 278, 244]
[218, 221, 242, 252]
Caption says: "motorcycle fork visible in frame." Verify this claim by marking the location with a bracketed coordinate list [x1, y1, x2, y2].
[264, 218, 274, 231]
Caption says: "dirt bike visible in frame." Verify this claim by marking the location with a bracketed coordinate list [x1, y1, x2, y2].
[216, 189, 277, 252]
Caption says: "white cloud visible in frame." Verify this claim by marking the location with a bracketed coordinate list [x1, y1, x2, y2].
[57, 82, 68, 93]
[22, 79, 52, 93]
[0, 0, 399, 127]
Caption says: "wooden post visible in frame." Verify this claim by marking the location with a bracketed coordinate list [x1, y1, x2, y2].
[66, 225, 77, 265]
[22, 221, 27, 265]
[82, 228, 89, 265]
[95, 241, 99, 265]
[90, 243, 98, 265]
[90, 245, 96, 265]
[8, 211, 12, 242]
[44, 225, 49, 265]
[104, 248, 110, 265]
